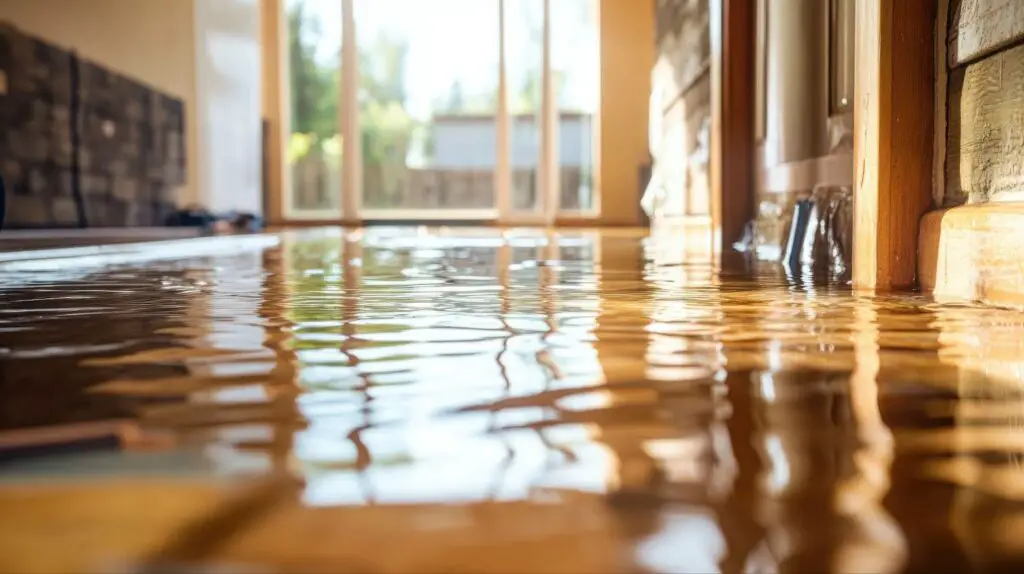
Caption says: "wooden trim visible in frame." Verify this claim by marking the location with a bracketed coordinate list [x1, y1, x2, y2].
[267, 218, 642, 230]
[432, 111, 591, 123]
[273, 0, 299, 221]
[359, 209, 498, 220]
[754, 0, 767, 142]
[259, 0, 284, 223]
[710, 0, 756, 254]
[920, 204, 1024, 307]
[340, 0, 361, 220]
[552, 216, 630, 228]
[268, 219, 362, 228]
[496, 0, 512, 223]
[853, 0, 935, 290]
[540, 0, 558, 225]
[589, 0, 603, 221]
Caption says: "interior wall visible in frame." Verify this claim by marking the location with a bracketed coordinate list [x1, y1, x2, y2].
[757, 0, 852, 195]
[0, 0, 199, 207]
[741, 0, 854, 261]
[944, 0, 1024, 205]
[762, 0, 829, 168]
[193, 0, 263, 215]
[600, 0, 655, 226]
[650, 0, 711, 220]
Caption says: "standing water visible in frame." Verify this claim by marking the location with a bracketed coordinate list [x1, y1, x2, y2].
[1, 227, 1022, 572]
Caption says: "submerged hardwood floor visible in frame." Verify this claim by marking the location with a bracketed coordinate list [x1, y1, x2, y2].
[1, 226, 1024, 572]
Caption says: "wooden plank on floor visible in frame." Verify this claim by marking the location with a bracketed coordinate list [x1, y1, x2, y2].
[948, 0, 1024, 67]
[946, 42, 1024, 204]
[853, 0, 936, 290]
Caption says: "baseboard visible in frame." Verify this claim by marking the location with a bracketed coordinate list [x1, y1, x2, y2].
[919, 204, 1024, 306]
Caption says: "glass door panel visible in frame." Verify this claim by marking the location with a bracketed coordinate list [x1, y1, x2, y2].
[285, 0, 343, 219]
[551, 0, 599, 212]
[503, 0, 545, 216]
[355, 0, 500, 217]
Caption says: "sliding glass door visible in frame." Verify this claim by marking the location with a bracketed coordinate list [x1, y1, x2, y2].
[280, 0, 600, 223]
[355, 0, 501, 220]
[551, 0, 599, 214]
[285, 0, 343, 220]
[504, 0, 545, 220]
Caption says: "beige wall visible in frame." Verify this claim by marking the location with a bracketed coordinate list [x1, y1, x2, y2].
[600, 0, 654, 226]
[0, 0, 199, 206]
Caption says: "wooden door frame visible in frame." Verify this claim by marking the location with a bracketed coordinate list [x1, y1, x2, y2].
[852, 0, 936, 290]
[709, 0, 756, 257]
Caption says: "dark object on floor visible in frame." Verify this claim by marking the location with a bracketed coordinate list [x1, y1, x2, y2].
[164, 206, 218, 229]
[164, 206, 263, 233]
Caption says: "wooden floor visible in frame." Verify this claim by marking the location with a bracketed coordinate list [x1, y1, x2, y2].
[2, 226, 1024, 572]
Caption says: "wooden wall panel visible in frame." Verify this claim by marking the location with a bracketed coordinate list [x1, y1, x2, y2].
[946, 42, 1024, 204]
[948, 0, 1024, 67]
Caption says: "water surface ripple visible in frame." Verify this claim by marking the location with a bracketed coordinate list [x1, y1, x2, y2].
[2, 227, 1024, 573]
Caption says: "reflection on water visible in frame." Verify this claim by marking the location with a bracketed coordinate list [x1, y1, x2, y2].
[2, 227, 1024, 571]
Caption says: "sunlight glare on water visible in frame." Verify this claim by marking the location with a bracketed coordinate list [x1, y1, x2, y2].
[2, 226, 1024, 572]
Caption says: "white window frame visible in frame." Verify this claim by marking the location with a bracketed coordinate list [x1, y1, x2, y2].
[278, 0, 600, 224]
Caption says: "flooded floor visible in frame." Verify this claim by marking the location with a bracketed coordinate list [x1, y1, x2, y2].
[2, 227, 1024, 572]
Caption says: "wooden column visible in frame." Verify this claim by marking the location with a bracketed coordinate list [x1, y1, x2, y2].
[340, 0, 361, 222]
[540, 0, 558, 225]
[710, 0, 756, 255]
[853, 0, 936, 290]
[260, 0, 286, 225]
[598, 0, 653, 227]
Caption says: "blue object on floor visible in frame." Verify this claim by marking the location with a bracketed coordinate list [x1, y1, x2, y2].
[784, 199, 812, 272]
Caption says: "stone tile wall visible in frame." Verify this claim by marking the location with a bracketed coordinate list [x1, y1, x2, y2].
[0, 23, 185, 228]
